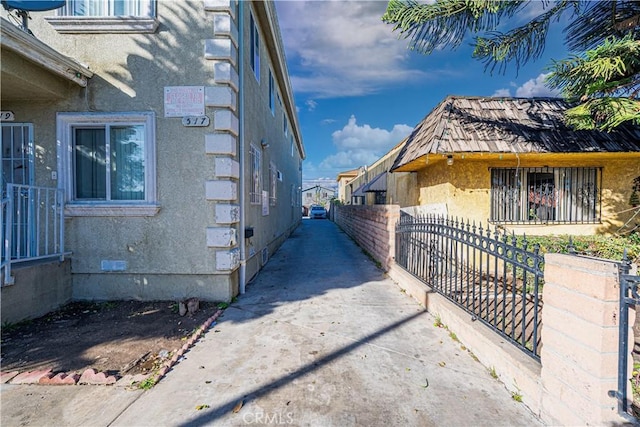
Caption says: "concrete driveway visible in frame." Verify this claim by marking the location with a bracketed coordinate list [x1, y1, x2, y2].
[2, 219, 543, 426]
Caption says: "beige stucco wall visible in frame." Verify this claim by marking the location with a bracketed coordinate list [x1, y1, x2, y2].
[415, 153, 640, 235]
[2, 1, 302, 301]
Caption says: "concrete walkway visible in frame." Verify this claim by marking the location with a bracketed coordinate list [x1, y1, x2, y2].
[2, 219, 543, 426]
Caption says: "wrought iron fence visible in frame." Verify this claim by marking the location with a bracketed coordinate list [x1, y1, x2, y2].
[1, 184, 65, 285]
[395, 212, 544, 360]
[611, 252, 640, 420]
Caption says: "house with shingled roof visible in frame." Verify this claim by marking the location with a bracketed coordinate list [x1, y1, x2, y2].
[390, 95, 640, 236]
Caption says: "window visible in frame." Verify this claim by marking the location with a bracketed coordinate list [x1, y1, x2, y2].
[249, 144, 261, 204]
[61, 0, 154, 16]
[47, 0, 158, 33]
[269, 162, 277, 206]
[57, 112, 157, 216]
[490, 167, 601, 224]
[283, 117, 288, 137]
[250, 12, 260, 82]
[374, 191, 387, 205]
[268, 70, 275, 114]
[290, 136, 294, 157]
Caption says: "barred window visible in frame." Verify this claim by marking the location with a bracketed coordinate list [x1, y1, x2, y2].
[269, 162, 277, 206]
[249, 145, 261, 204]
[268, 70, 275, 114]
[491, 167, 601, 224]
[250, 12, 260, 82]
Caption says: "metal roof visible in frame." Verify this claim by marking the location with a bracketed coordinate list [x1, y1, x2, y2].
[391, 96, 640, 171]
[363, 172, 387, 192]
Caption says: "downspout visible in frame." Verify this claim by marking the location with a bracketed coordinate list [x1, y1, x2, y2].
[238, 0, 247, 294]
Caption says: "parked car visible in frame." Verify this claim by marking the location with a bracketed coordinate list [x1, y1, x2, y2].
[310, 205, 327, 219]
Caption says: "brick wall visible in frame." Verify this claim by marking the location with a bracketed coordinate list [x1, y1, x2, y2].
[333, 204, 400, 271]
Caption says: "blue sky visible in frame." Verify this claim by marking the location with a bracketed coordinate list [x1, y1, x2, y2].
[274, 1, 569, 189]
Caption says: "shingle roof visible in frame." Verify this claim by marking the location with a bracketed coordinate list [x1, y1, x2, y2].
[391, 96, 640, 171]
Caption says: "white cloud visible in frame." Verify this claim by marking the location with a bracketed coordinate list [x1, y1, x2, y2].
[275, 1, 429, 98]
[493, 73, 561, 98]
[305, 99, 318, 111]
[315, 115, 413, 177]
[515, 73, 560, 97]
[492, 88, 512, 97]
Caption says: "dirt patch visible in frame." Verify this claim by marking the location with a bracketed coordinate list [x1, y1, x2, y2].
[1, 300, 220, 378]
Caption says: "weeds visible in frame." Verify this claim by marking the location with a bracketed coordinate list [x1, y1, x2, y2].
[2, 319, 31, 333]
[433, 314, 444, 328]
[138, 377, 156, 390]
[449, 332, 459, 342]
[217, 302, 229, 310]
[489, 366, 498, 379]
[100, 301, 117, 310]
[511, 381, 523, 402]
[631, 362, 640, 401]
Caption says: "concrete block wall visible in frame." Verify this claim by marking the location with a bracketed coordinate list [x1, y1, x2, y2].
[540, 253, 630, 426]
[332, 204, 399, 271]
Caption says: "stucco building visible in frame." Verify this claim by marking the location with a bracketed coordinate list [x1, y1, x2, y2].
[1, 0, 304, 322]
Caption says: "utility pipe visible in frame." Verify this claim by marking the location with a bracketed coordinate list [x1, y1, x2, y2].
[238, 0, 246, 294]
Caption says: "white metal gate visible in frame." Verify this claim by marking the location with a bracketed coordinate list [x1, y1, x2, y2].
[1, 123, 35, 259]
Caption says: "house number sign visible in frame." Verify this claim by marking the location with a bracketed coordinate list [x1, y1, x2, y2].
[182, 116, 210, 127]
[0, 111, 15, 121]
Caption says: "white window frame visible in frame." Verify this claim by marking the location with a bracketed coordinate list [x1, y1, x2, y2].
[249, 144, 262, 205]
[46, 0, 158, 33]
[269, 162, 277, 206]
[56, 112, 158, 217]
[250, 12, 260, 82]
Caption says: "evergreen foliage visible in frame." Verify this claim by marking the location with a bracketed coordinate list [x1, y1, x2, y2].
[382, 0, 640, 131]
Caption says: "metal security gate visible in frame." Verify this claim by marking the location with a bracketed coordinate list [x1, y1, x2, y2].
[612, 253, 640, 419]
[1, 123, 35, 259]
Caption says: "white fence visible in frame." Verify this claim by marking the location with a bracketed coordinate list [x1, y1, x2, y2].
[2, 184, 65, 285]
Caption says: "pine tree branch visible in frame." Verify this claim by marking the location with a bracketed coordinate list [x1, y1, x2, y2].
[382, 0, 523, 55]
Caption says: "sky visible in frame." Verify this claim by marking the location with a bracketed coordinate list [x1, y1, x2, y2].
[274, 0, 572, 191]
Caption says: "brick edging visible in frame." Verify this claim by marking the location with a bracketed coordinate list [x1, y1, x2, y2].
[0, 309, 224, 388]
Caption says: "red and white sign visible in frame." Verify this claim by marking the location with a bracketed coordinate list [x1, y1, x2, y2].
[164, 86, 205, 117]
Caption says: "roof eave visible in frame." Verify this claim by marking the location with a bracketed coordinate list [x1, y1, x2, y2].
[1, 17, 93, 87]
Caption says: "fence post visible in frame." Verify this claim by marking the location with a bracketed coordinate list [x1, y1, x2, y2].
[540, 253, 629, 425]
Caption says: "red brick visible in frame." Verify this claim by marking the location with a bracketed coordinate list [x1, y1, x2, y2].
[10, 369, 52, 384]
[39, 372, 79, 385]
[78, 368, 116, 385]
[0, 371, 19, 383]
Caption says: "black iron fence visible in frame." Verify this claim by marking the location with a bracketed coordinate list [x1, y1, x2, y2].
[611, 253, 640, 420]
[395, 213, 544, 360]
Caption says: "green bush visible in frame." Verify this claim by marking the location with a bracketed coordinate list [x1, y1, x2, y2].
[513, 234, 640, 264]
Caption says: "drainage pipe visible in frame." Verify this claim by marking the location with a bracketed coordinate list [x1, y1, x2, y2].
[238, 1, 246, 294]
